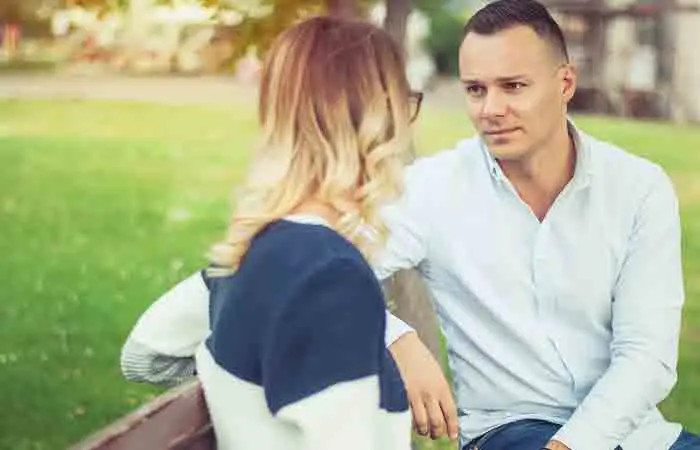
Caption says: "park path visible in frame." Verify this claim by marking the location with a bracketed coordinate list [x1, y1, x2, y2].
[0, 73, 259, 105]
[0, 73, 465, 110]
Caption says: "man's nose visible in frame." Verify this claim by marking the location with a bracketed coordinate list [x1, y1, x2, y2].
[480, 90, 508, 118]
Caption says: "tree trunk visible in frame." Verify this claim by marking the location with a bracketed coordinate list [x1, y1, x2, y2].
[381, 143, 441, 365]
[382, 270, 442, 362]
[326, 0, 360, 17]
[383, 0, 413, 47]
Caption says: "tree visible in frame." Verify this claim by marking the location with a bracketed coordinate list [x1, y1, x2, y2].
[327, 0, 361, 17]
[383, 0, 412, 47]
[43, 0, 420, 67]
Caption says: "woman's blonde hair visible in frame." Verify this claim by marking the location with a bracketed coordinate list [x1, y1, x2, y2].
[210, 16, 414, 272]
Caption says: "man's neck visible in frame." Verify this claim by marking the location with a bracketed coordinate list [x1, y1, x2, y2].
[498, 125, 576, 221]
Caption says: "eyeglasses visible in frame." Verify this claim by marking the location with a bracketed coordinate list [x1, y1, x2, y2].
[409, 91, 423, 123]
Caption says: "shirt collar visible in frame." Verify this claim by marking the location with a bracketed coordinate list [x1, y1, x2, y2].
[568, 119, 594, 189]
[479, 118, 593, 189]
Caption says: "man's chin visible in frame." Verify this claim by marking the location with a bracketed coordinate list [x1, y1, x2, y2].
[483, 139, 526, 160]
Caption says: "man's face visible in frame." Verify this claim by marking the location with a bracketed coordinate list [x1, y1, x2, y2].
[458, 25, 575, 161]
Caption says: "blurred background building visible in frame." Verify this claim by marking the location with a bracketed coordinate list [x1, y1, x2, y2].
[1, 0, 700, 122]
[541, 0, 700, 122]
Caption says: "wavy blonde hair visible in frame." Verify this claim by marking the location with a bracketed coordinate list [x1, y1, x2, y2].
[210, 16, 414, 272]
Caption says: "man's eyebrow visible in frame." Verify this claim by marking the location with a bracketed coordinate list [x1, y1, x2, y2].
[460, 78, 482, 85]
[460, 74, 529, 84]
[496, 74, 529, 82]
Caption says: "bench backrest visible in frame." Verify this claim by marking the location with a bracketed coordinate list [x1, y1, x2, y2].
[69, 380, 214, 450]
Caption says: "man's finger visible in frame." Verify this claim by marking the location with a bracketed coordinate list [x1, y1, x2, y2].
[425, 396, 446, 439]
[410, 395, 429, 436]
[441, 395, 460, 440]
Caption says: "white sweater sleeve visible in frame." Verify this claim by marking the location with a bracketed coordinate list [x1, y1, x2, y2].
[120, 270, 210, 385]
[385, 310, 416, 347]
[276, 377, 383, 450]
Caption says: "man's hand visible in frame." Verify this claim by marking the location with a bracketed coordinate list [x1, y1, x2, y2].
[543, 440, 571, 450]
[389, 332, 459, 441]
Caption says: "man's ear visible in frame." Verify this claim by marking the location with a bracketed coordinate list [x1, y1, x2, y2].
[562, 63, 577, 103]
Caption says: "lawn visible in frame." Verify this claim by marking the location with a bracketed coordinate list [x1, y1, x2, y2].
[0, 99, 699, 450]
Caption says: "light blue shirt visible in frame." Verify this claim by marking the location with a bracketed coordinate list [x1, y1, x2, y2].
[378, 123, 685, 450]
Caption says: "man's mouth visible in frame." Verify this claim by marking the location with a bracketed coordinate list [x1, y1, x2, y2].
[484, 127, 519, 136]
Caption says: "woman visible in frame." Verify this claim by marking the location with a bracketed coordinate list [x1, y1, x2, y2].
[120, 16, 423, 450]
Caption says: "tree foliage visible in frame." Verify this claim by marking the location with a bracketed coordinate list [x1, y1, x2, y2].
[197, 0, 372, 62]
[55, 0, 370, 65]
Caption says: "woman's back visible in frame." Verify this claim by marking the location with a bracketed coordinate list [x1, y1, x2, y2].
[196, 217, 410, 450]
[122, 15, 419, 449]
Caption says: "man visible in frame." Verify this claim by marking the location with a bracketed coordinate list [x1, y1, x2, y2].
[121, 1, 698, 449]
[381, 1, 698, 449]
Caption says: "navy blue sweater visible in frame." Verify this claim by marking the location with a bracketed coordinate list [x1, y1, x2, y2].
[193, 219, 410, 449]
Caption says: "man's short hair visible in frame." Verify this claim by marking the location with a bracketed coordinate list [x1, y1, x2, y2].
[463, 0, 569, 63]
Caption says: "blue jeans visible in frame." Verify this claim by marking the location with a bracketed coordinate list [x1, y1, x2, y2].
[672, 431, 700, 450]
[461, 419, 700, 450]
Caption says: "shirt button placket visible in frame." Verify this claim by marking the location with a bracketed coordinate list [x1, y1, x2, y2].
[533, 223, 576, 386]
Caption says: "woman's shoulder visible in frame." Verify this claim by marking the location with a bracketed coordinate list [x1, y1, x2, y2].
[244, 219, 370, 276]
[258, 218, 358, 251]
[206, 219, 380, 314]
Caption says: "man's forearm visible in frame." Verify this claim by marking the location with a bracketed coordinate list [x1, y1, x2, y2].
[551, 355, 676, 450]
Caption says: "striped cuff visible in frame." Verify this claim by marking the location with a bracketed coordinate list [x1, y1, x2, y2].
[120, 339, 196, 386]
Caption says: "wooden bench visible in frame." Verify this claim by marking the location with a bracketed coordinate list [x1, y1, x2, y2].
[69, 380, 214, 450]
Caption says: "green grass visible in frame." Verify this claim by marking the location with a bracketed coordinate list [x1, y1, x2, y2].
[0, 99, 699, 449]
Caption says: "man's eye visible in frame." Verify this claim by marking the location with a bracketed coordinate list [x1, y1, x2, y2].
[465, 85, 486, 97]
[505, 82, 526, 91]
